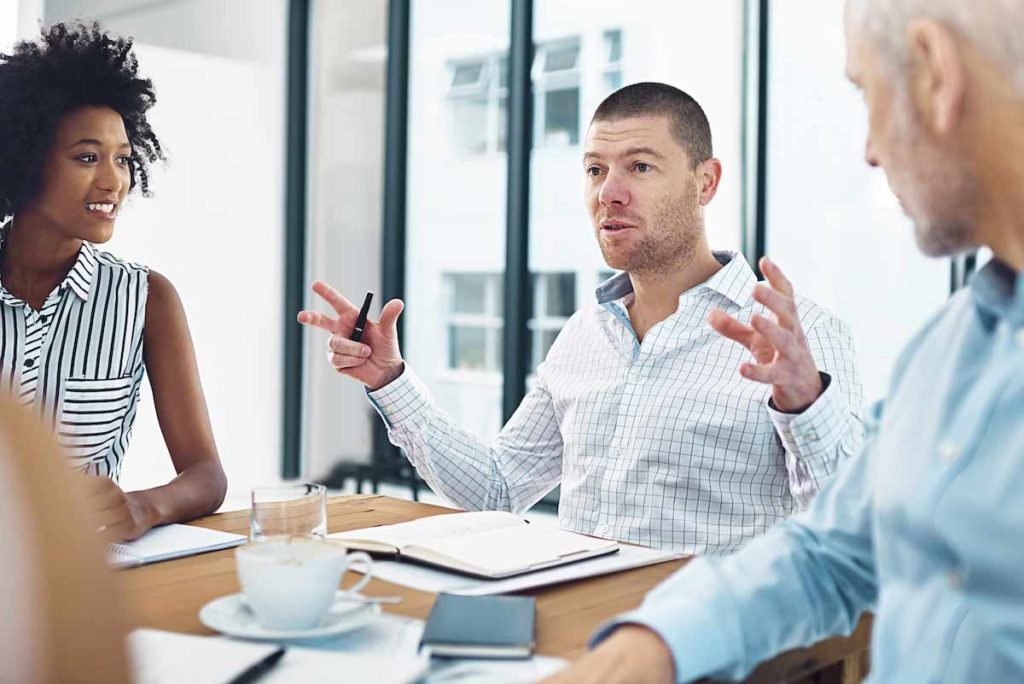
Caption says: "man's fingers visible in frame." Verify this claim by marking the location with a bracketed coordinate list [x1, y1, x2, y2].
[752, 285, 798, 330]
[310, 280, 359, 318]
[327, 334, 371, 357]
[297, 310, 341, 333]
[760, 256, 795, 298]
[327, 350, 369, 371]
[749, 314, 797, 356]
[708, 309, 755, 349]
[740, 362, 776, 384]
[376, 299, 405, 337]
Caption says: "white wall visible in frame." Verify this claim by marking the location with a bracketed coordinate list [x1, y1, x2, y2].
[40, 1, 289, 497]
[0, 1, 15, 50]
[104, 44, 285, 496]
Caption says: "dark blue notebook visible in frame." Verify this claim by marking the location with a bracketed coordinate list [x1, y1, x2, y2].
[421, 593, 536, 659]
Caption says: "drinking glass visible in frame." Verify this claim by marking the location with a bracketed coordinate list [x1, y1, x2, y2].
[250, 483, 327, 540]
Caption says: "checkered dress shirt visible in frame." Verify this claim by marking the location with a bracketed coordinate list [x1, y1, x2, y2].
[368, 252, 863, 553]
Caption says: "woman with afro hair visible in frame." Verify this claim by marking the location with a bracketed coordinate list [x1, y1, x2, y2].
[0, 22, 227, 541]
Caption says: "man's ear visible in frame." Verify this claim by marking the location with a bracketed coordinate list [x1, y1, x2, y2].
[906, 18, 965, 136]
[697, 158, 723, 206]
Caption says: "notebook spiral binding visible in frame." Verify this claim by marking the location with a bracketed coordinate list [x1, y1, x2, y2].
[107, 543, 142, 567]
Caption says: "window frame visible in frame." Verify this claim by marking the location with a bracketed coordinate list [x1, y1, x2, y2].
[444, 272, 505, 374]
[531, 36, 582, 148]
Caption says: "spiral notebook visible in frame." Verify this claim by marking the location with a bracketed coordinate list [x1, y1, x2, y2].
[107, 524, 246, 569]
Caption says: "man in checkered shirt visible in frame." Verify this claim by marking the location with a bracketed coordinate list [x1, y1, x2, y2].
[300, 82, 863, 554]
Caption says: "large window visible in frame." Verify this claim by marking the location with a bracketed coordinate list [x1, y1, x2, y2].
[765, 0, 951, 403]
[303, 0, 388, 475]
[401, 0, 748, 447]
[528, 0, 747, 380]
[406, 0, 510, 441]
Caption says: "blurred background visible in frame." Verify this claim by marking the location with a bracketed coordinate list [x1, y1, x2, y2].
[0, 0, 979, 509]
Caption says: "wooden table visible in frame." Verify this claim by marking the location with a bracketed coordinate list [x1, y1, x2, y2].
[122, 495, 870, 683]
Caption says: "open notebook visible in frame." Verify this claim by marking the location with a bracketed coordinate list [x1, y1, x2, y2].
[329, 511, 618, 579]
[108, 524, 246, 569]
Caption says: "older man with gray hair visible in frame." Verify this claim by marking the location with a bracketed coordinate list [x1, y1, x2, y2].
[545, 0, 1024, 681]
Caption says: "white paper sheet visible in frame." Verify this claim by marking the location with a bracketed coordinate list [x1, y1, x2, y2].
[360, 543, 683, 596]
[425, 655, 568, 683]
[129, 628, 428, 684]
[299, 611, 425, 656]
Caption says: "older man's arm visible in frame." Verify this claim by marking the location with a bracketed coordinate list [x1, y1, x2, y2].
[544, 402, 882, 683]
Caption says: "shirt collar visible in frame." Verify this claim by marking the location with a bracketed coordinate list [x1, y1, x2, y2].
[595, 251, 756, 308]
[0, 221, 98, 304]
[971, 257, 1023, 329]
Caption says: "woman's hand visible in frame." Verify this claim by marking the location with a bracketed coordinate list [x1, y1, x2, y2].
[81, 475, 158, 542]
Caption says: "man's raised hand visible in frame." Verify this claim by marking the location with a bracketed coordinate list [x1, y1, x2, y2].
[297, 280, 406, 390]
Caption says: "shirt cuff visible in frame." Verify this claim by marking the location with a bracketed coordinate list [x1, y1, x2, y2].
[589, 585, 739, 682]
[365, 366, 432, 429]
[767, 372, 846, 462]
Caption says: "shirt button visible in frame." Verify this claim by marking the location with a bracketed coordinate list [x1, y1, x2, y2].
[947, 571, 963, 589]
[938, 441, 962, 462]
[24, 357, 35, 369]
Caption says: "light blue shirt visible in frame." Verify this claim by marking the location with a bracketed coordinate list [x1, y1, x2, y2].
[595, 258, 1024, 682]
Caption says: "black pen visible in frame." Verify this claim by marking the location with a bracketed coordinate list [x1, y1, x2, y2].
[350, 291, 374, 342]
[227, 646, 286, 684]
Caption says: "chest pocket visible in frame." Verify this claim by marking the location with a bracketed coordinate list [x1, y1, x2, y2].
[58, 376, 135, 463]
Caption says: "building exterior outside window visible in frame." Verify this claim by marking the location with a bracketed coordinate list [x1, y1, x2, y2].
[407, 0, 744, 441]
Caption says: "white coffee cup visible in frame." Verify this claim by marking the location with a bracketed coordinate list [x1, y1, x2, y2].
[235, 535, 373, 630]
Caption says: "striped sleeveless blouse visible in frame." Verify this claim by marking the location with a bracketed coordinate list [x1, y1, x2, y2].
[0, 225, 149, 479]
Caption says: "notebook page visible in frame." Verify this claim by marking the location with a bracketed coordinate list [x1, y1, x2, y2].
[330, 511, 525, 550]
[108, 524, 245, 565]
[404, 525, 616, 576]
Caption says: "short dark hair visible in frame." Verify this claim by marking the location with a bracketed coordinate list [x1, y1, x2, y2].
[0, 22, 164, 220]
[591, 82, 712, 168]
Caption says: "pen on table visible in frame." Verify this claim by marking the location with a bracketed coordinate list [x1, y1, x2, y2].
[350, 291, 374, 342]
[227, 646, 286, 684]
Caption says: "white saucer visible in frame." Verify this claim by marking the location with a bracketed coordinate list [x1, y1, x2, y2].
[199, 591, 381, 641]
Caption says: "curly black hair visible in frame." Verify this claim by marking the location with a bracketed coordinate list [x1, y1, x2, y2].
[0, 21, 164, 220]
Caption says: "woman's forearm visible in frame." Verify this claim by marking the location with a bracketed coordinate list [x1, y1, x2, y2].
[126, 458, 228, 530]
